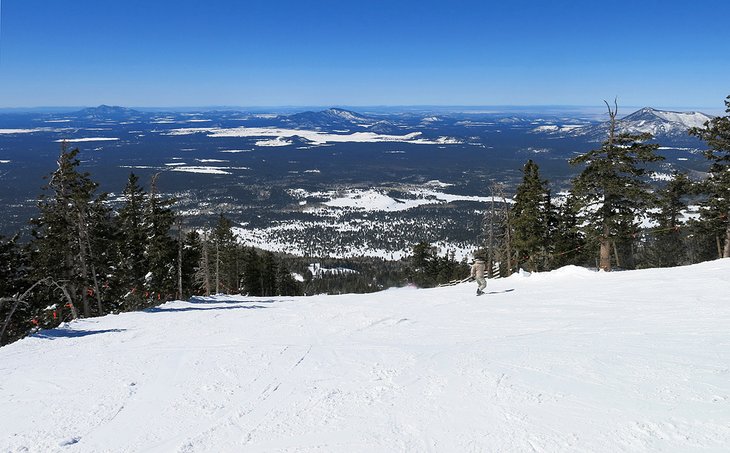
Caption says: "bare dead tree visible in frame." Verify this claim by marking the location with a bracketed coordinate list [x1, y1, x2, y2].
[1, 278, 78, 344]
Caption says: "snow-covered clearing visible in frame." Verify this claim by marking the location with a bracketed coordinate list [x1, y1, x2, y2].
[1, 260, 729, 452]
[163, 126, 460, 146]
[54, 137, 120, 143]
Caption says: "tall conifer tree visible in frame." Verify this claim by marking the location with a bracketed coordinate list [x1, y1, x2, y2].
[689, 94, 730, 258]
[569, 101, 664, 271]
[511, 160, 551, 272]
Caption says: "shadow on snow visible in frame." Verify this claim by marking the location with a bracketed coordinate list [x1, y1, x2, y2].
[485, 288, 515, 295]
[187, 297, 284, 305]
[144, 304, 268, 313]
[34, 328, 127, 339]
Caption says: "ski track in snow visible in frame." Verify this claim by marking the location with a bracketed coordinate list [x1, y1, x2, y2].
[1, 260, 730, 452]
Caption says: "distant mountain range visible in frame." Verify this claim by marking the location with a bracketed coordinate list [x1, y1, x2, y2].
[533, 107, 713, 141]
[278, 108, 400, 133]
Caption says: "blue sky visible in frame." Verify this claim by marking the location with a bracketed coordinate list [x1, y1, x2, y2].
[0, 0, 728, 108]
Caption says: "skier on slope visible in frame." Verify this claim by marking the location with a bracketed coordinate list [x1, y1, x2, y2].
[470, 255, 487, 296]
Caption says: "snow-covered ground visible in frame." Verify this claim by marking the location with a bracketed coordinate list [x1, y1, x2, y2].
[2, 260, 730, 452]
[163, 126, 460, 146]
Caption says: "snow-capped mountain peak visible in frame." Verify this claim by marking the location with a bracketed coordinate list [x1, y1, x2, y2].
[532, 106, 713, 140]
[620, 107, 712, 131]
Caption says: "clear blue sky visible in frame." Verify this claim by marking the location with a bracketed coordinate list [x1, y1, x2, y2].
[0, 0, 728, 108]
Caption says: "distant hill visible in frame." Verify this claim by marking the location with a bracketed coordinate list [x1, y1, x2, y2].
[72, 105, 144, 121]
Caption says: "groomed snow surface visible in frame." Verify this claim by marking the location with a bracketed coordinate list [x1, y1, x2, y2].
[2, 260, 729, 452]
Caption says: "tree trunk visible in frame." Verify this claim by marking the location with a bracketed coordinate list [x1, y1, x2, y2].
[717, 235, 723, 259]
[81, 223, 103, 314]
[202, 236, 210, 296]
[612, 241, 621, 269]
[599, 238, 611, 271]
[177, 219, 183, 299]
[724, 214, 730, 258]
[215, 241, 220, 294]
[90, 263, 103, 315]
[75, 210, 92, 317]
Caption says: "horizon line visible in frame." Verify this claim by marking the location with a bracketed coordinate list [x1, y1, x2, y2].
[0, 103, 721, 112]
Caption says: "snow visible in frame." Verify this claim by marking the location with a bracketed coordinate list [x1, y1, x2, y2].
[308, 263, 358, 278]
[0, 128, 45, 134]
[169, 166, 250, 175]
[653, 110, 712, 129]
[305, 188, 512, 213]
[54, 137, 120, 143]
[1, 260, 729, 452]
[164, 126, 460, 146]
[255, 137, 293, 147]
[650, 172, 674, 181]
[323, 189, 423, 211]
[533, 125, 559, 132]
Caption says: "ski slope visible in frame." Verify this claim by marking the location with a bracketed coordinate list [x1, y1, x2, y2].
[2, 260, 730, 452]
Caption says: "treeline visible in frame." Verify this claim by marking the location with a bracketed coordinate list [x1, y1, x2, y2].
[0, 146, 313, 345]
[482, 96, 730, 276]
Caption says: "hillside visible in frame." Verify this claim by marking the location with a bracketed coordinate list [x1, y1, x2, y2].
[2, 260, 730, 452]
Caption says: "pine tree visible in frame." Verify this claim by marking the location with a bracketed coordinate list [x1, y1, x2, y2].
[181, 230, 202, 297]
[511, 160, 551, 272]
[117, 173, 148, 299]
[211, 214, 238, 294]
[275, 259, 300, 296]
[569, 100, 664, 271]
[0, 235, 31, 344]
[144, 173, 177, 300]
[550, 193, 589, 268]
[644, 172, 691, 267]
[260, 251, 278, 296]
[195, 231, 212, 296]
[30, 145, 107, 317]
[0, 235, 27, 298]
[689, 94, 730, 258]
[241, 247, 262, 296]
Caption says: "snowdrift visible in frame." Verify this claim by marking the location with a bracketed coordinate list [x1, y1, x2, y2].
[1, 260, 729, 452]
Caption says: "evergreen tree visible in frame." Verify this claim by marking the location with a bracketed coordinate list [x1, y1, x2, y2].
[689, 94, 730, 258]
[117, 173, 148, 299]
[260, 251, 278, 296]
[275, 259, 301, 296]
[211, 214, 238, 293]
[569, 101, 664, 271]
[30, 145, 107, 317]
[511, 160, 551, 271]
[195, 231, 212, 296]
[181, 230, 202, 297]
[644, 172, 691, 267]
[241, 247, 262, 296]
[0, 235, 31, 345]
[550, 193, 589, 268]
[0, 235, 27, 298]
[143, 174, 177, 300]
